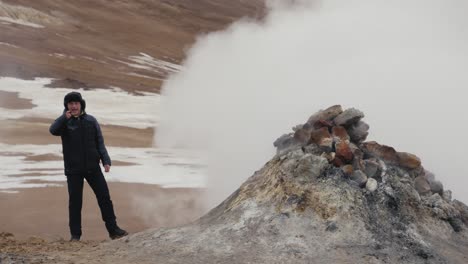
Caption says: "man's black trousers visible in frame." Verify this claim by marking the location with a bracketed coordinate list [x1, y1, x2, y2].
[66, 170, 117, 238]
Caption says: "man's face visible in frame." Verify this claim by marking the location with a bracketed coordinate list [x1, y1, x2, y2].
[67, 101, 81, 117]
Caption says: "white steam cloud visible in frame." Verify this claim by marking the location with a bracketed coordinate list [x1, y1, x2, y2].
[156, 0, 468, 208]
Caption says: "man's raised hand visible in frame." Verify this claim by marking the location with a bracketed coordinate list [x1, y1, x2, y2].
[65, 111, 72, 119]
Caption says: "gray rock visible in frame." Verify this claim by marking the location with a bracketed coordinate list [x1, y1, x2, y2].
[425, 193, 443, 208]
[442, 190, 452, 202]
[350, 170, 368, 187]
[293, 127, 311, 145]
[303, 144, 323, 155]
[347, 121, 369, 143]
[292, 154, 329, 183]
[274, 133, 301, 156]
[424, 170, 436, 182]
[429, 180, 444, 196]
[414, 176, 431, 195]
[363, 160, 380, 179]
[307, 105, 343, 124]
[452, 200, 468, 225]
[274, 133, 293, 148]
[333, 108, 364, 127]
[292, 124, 303, 132]
[366, 178, 378, 192]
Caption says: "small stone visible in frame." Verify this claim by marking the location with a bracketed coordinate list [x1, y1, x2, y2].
[307, 105, 343, 124]
[414, 176, 431, 195]
[325, 221, 338, 232]
[366, 178, 378, 192]
[363, 160, 380, 178]
[397, 152, 422, 169]
[347, 121, 370, 143]
[350, 170, 368, 187]
[384, 186, 395, 198]
[341, 165, 354, 176]
[333, 108, 364, 127]
[332, 126, 350, 141]
[310, 127, 333, 152]
[335, 140, 354, 163]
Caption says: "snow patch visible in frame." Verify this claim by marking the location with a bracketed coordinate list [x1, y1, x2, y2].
[0, 143, 206, 190]
[0, 77, 160, 129]
[0, 41, 19, 48]
[0, 16, 44, 28]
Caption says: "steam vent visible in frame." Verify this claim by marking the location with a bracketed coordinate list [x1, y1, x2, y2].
[93, 106, 468, 264]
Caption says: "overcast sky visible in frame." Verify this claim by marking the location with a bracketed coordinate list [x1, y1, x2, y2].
[156, 0, 468, 207]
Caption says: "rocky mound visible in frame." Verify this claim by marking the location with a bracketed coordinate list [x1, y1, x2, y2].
[80, 106, 468, 264]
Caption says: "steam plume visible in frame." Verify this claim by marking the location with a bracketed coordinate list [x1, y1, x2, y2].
[156, 0, 468, 208]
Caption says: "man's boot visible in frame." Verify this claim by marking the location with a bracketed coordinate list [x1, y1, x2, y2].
[109, 226, 128, 240]
[70, 235, 80, 242]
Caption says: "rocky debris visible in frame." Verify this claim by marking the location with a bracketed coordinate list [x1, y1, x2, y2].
[274, 105, 431, 195]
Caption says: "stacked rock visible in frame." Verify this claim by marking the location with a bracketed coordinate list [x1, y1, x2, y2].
[274, 105, 444, 196]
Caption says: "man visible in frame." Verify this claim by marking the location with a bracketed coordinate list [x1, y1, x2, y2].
[49, 91, 128, 241]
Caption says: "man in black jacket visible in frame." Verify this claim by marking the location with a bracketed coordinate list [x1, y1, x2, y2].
[50, 92, 128, 241]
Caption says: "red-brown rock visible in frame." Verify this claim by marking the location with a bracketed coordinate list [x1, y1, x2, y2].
[332, 126, 350, 142]
[310, 127, 333, 151]
[341, 165, 354, 176]
[335, 141, 354, 163]
[396, 152, 422, 169]
[361, 141, 398, 164]
[332, 156, 345, 167]
[313, 119, 334, 129]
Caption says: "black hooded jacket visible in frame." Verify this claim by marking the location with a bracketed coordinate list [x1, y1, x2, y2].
[49, 92, 111, 175]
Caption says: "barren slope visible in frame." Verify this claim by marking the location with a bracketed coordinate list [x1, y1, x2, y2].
[0, 0, 264, 92]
